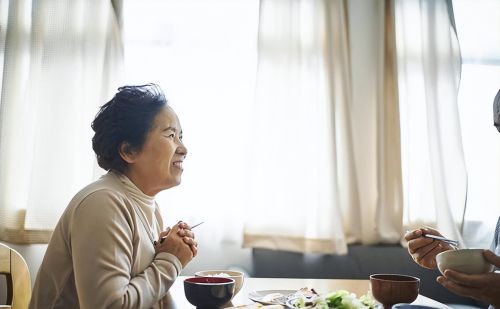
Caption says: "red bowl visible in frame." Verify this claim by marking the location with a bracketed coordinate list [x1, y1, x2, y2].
[184, 276, 235, 308]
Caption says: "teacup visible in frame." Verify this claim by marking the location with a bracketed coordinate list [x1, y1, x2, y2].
[370, 274, 420, 309]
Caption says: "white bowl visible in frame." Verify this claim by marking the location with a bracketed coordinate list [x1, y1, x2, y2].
[436, 249, 494, 275]
[194, 269, 244, 297]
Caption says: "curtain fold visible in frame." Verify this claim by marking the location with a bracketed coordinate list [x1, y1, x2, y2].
[395, 0, 466, 244]
[243, 0, 403, 254]
[243, 0, 350, 254]
[346, 0, 403, 245]
[0, 0, 123, 244]
[376, 0, 403, 243]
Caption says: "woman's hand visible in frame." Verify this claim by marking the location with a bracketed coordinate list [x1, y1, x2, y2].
[405, 227, 454, 269]
[154, 224, 194, 267]
[176, 221, 198, 257]
[437, 250, 500, 307]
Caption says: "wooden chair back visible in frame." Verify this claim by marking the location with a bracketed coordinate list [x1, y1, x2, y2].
[0, 243, 31, 309]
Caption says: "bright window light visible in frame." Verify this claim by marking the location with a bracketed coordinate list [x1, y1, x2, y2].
[122, 0, 259, 243]
[453, 0, 500, 247]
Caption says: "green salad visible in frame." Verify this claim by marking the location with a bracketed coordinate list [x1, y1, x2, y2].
[289, 290, 377, 309]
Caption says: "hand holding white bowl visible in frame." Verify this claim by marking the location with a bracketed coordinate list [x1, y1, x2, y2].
[437, 249, 500, 308]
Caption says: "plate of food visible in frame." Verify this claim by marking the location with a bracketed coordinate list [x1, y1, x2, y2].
[285, 290, 378, 309]
[249, 288, 319, 305]
[248, 290, 297, 305]
[227, 304, 285, 309]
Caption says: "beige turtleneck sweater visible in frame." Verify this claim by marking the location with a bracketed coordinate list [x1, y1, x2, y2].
[29, 171, 182, 309]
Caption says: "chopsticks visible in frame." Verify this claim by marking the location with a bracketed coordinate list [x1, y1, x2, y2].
[422, 234, 459, 247]
[190, 221, 204, 229]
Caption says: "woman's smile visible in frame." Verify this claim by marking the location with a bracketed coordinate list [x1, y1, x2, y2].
[172, 160, 184, 170]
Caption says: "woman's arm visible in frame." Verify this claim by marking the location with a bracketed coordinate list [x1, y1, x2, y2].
[70, 190, 188, 309]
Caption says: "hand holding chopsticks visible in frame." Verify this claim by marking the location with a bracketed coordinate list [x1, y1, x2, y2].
[160, 221, 204, 244]
[405, 228, 458, 269]
[153, 221, 201, 265]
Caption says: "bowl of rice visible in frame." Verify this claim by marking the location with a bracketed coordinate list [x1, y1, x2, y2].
[195, 270, 245, 297]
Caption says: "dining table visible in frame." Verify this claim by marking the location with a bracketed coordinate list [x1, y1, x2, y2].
[163, 276, 451, 308]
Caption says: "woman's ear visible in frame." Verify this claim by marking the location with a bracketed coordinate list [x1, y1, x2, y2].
[119, 142, 137, 163]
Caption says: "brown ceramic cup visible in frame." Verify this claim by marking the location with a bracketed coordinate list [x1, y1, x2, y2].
[370, 274, 420, 309]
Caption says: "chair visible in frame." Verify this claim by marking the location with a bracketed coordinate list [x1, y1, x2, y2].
[0, 243, 31, 309]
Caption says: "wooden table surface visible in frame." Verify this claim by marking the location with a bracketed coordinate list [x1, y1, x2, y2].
[163, 277, 450, 308]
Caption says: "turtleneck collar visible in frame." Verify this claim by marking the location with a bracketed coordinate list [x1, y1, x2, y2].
[109, 171, 160, 241]
[112, 171, 156, 209]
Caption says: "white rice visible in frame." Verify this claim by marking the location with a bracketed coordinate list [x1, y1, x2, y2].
[206, 272, 231, 277]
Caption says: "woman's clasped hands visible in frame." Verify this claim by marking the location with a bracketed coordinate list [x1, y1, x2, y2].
[154, 221, 198, 267]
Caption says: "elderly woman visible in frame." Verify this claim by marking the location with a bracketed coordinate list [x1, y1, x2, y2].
[29, 84, 197, 308]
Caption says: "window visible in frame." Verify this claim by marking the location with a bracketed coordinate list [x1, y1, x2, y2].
[454, 0, 500, 247]
[121, 0, 499, 248]
[122, 0, 259, 243]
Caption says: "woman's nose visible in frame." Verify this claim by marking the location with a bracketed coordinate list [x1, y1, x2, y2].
[177, 141, 187, 156]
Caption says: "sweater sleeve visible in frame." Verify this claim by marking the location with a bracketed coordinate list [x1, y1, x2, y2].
[70, 190, 182, 309]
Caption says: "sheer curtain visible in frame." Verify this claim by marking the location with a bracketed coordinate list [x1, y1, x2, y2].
[395, 0, 467, 244]
[243, 0, 403, 254]
[0, 0, 123, 243]
[121, 0, 260, 247]
[452, 0, 500, 247]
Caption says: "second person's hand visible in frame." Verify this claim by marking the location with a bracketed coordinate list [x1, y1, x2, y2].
[437, 250, 500, 308]
[405, 227, 454, 269]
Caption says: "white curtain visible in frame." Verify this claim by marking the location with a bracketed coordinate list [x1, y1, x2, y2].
[451, 0, 500, 248]
[243, 0, 403, 254]
[0, 0, 123, 243]
[348, 0, 403, 245]
[395, 0, 467, 244]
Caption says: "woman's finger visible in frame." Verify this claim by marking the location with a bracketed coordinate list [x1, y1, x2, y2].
[159, 227, 171, 238]
[191, 243, 198, 257]
[177, 221, 189, 229]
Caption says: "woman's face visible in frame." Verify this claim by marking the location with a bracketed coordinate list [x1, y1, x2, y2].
[124, 105, 187, 195]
